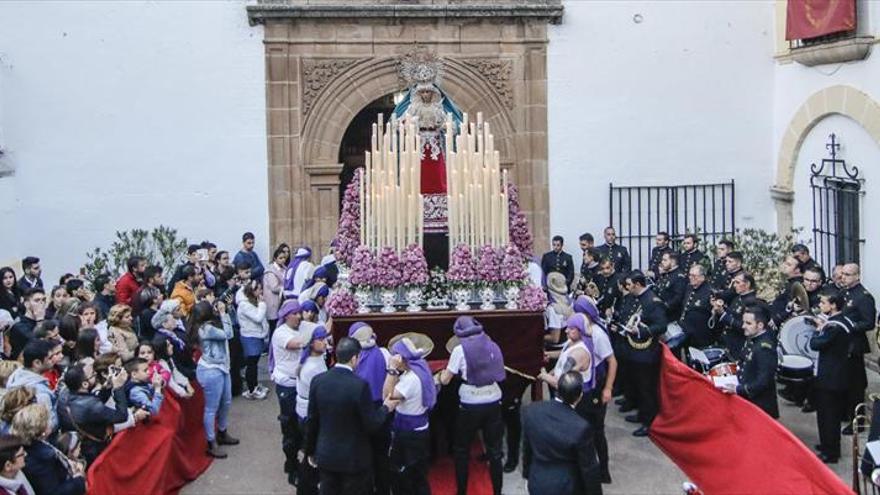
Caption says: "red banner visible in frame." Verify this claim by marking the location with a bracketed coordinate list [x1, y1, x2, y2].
[87, 386, 212, 495]
[786, 0, 856, 41]
[650, 346, 853, 495]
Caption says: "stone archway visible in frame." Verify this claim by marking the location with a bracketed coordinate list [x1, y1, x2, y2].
[771, 85, 880, 234]
[249, 1, 562, 256]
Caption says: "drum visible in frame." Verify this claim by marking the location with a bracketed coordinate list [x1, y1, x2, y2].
[662, 322, 686, 348]
[708, 362, 738, 377]
[778, 315, 820, 362]
[777, 354, 814, 382]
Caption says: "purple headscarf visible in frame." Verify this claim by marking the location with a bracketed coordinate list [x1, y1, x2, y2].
[277, 299, 301, 321]
[349, 322, 387, 402]
[300, 325, 329, 365]
[301, 300, 318, 314]
[452, 316, 505, 386]
[391, 339, 437, 410]
[565, 314, 598, 392]
[572, 295, 607, 333]
[284, 247, 312, 293]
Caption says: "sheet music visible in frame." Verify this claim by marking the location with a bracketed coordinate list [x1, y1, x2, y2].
[712, 375, 739, 388]
[689, 347, 709, 365]
[866, 440, 880, 462]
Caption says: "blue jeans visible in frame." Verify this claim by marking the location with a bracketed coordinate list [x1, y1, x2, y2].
[197, 365, 232, 443]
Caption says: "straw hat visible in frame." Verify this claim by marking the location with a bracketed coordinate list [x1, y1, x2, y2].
[387, 332, 435, 358]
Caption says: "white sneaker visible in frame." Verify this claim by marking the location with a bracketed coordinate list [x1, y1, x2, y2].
[242, 390, 256, 400]
[256, 384, 269, 395]
[255, 387, 269, 400]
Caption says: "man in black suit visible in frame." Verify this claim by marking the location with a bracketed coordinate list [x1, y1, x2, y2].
[541, 236, 575, 289]
[717, 305, 778, 419]
[596, 227, 631, 274]
[710, 272, 761, 361]
[839, 263, 876, 434]
[677, 234, 704, 271]
[647, 231, 673, 280]
[305, 337, 398, 495]
[679, 264, 714, 349]
[655, 252, 688, 321]
[522, 371, 602, 495]
[709, 240, 735, 290]
[792, 244, 826, 283]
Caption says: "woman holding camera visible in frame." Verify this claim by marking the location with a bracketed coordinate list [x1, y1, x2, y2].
[191, 301, 239, 459]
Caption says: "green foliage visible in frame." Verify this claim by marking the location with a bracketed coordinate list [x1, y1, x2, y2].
[705, 228, 804, 300]
[80, 226, 187, 284]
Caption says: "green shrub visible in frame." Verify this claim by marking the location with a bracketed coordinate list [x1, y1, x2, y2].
[81, 226, 187, 284]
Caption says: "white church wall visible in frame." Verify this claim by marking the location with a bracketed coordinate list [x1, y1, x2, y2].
[0, 0, 268, 283]
[774, 1, 880, 289]
[548, 1, 776, 265]
[790, 117, 879, 287]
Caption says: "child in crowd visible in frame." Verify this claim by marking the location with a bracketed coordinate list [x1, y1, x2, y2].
[124, 358, 164, 415]
[137, 342, 171, 386]
[152, 335, 193, 398]
[0, 361, 21, 402]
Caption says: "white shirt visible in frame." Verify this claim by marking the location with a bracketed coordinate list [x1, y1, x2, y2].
[292, 262, 315, 297]
[528, 261, 543, 288]
[590, 325, 614, 363]
[544, 306, 564, 331]
[94, 320, 113, 354]
[446, 345, 502, 404]
[395, 371, 428, 429]
[296, 355, 327, 419]
[271, 324, 302, 387]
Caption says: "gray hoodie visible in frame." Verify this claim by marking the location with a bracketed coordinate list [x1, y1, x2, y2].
[7, 368, 58, 431]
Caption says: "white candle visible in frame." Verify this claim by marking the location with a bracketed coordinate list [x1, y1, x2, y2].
[359, 168, 365, 246]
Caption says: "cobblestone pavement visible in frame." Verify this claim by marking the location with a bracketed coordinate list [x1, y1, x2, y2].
[184, 366, 866, 495]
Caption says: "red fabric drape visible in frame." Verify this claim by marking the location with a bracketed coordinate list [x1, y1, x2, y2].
[650, 346, 853, 495]
[786, 0, 856, 41]
[87, 386, 212, 495]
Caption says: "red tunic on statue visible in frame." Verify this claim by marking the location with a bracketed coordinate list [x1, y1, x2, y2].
[420, 130, 448, 234]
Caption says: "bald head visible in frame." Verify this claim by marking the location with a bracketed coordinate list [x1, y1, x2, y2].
[842, 263, 861, 288]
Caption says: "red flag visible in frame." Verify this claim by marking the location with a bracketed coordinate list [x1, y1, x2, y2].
[650, 346, 854, 495]
[786, 0, 856, 41]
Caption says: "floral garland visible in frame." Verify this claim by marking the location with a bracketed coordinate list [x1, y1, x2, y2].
[447, 244, 477, 285]
[518, 283, 548, 312]
[375, 246, 403, 289]
[507, 183, 534, 258]
[475, 245, 502, 284]
[334, 168, 362, 266]
[400, 244, 429, 286]
[499, 243, 528, 286]
[325, 287, 357, 317]
[348, 245, 377, 287]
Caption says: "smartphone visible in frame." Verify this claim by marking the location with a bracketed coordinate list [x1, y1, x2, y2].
[197, 249, 209, 262]
[108, 365, 122, 377]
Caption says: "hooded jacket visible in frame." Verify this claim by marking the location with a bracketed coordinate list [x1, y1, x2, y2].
[7, 368, 57, 431]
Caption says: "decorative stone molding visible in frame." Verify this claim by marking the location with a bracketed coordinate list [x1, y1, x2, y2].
[463, 58, 514, 109]
[789, 36, 874, 67]
[248, 0, 564, 25]
[302, 58, 360, 116]
[772, 85, 880, 236]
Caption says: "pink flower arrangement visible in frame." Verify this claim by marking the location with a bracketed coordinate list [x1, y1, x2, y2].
[375, 246, 403, 289]
[447, 244, 477, 284]
[475, 245, 502, 284]
[518, 283, 548, 312]
[499, 243, 528, 284]
[400, 244, 429, 286]
[348, 245, 377, 287]
[507, 183, 534, 258]
[334, 169, 363, 266]
[326, 287, 357, 317]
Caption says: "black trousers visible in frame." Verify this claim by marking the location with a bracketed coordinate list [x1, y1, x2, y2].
[390, 429, 431, 495]
[815, 387, 848, 459]
[845, 354, 868, 421]
[297, 417, 320, 495]
[502, 397, 521, 465]
[630, 360, 659, 426]
[576, 389, 610, 480]
[276, 384, 298, 474]
[453, 402, 504, 495]
[369, 414, 392, 495]
[229, 331, 244, 396]
[320, 469, 373, 495]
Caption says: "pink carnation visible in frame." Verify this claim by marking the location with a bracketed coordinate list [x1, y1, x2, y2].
[499, 243, 527, 283]
[375, 246, 403, 289]
[447, 244, 477, 283]
[349, 245, 377, 287]
[326, 287, 357, 317]
[475, 245, 502, 284]
[518, 283, 548, 312]
[401, 244, 429, 286]
[507, 183, 534, 258]
[334, 169, 363, 266]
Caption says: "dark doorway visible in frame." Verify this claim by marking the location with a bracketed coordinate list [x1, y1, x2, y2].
[338, 93, 399, 209]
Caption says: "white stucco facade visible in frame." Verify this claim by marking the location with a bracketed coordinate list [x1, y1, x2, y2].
[1, 0, 879, 289]
[0, 0, 268, 282]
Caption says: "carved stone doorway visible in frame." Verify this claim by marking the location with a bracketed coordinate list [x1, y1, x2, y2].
[337, 93, 399, 208]
[248, 1, 562, 258]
